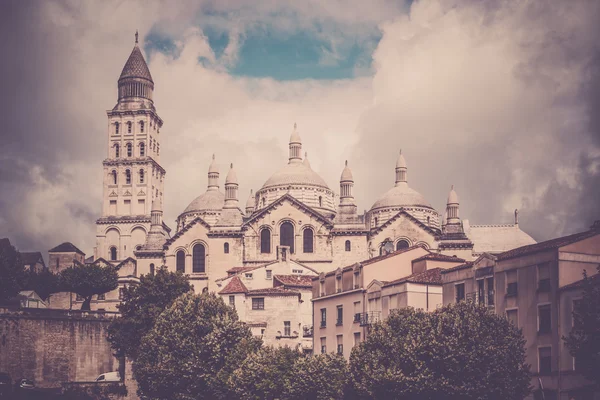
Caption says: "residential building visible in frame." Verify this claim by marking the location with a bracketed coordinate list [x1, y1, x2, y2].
[312, 246, 464, 359]
[441, 221, 600, 400]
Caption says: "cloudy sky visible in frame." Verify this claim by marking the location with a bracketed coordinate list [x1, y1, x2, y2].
[1, 0, 599, 257]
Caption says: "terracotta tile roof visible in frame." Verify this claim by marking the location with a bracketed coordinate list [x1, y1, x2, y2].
[48, 242, 85, 255]
[496, 229, 599, 261]
[219, 276, 248, 295]
[412, 253, 465, 263]
[227, 266, 257, 274]
[246, 287, 300, 296]
[440, 262, 474, 274]
[383, 268, 444, 287]
[321, 244, 429, 278]
[273, 275, 314, 288]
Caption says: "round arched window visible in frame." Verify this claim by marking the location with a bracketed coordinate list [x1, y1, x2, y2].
[396, 240, 410, 251]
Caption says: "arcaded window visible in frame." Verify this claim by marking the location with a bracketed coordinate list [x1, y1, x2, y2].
[280, 222, 294, 254]
[345, 240, 351, 251]
[192, 244, 206, 273]
[139, 142, 145, 157]
[303, 228, 314, 253]
[114, 144, 120, 158]
[127, 121, 132, 133]
[149, 263, 155, 275]
[224, 242, 229, 254]
[176, 250, 185, 273]
[127, 143, 132, 157]
[318, 196, 322, 208]
[140, 120, 144, 133]
[260, 228, 271, 254]
[125, 169, 131, 185]
[109, 246, 117, 261]
[115, 122, 120, 135]
[111, 170, 117, 185]
[396, 240, 410, 251]
[139, 169, 144, 184]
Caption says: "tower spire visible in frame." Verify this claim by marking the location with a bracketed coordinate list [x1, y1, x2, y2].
[208, 154, 219, 190]
[135, 30, 139, 44]
[395, 149, 407, 185]
[289, 123, 302, 164]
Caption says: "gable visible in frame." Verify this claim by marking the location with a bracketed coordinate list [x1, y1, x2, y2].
[370, 211, 437, 248]
[244, 194, 333, 231]
[164, 216, 211, 252]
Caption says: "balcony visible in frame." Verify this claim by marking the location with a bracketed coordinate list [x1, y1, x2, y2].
[302, 325, 313, 337]
[357, 311, 381, 326]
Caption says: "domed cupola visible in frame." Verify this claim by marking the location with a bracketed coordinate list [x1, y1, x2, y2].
[177, 154, 225, 229]
[255, 123, 336, 217]
[369, 150, 440, 230]
[117, 31, 154, 108]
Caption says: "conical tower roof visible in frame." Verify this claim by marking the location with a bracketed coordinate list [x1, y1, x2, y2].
[119, 33, 153, 83]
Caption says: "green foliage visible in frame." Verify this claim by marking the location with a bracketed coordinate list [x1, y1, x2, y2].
[284, 353, 348, 400]
[59, 261, 119, 310]
[349, 302, 531, 400]
[229, 345, 302, 400]
[108, 267, 192, 359]
[564, 266, 600, 385]
[22, 268, 61, 300]
[0, 240, 26, 303]
[134, 291, 262, 400]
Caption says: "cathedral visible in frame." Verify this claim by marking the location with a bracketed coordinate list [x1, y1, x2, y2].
[95, 36, 536, 293]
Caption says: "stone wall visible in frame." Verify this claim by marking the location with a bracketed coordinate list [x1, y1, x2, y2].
[0, 307, 120, 388]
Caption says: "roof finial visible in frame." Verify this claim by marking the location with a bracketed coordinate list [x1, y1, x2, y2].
[294, 122, 297, 130]
[212, 153, 215, 160]
[345, 160, 348, 166]
[451, 184, 454, 190]
[230, 163, 233, 169]
[514, 208, 519, 225]
[135, 30, 139, 44]
[399, 149, 402, 155]
[305, 151, 308, 158]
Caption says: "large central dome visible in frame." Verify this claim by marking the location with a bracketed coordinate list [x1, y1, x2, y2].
[261, 162, 330, 190]
[371, 183, 432, 211]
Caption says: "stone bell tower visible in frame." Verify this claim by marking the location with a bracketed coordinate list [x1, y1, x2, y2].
[94, 32, 167, 262]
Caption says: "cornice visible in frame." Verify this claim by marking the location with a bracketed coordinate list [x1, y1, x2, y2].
[106, 108, 164, 126]
[103, 157, 166, 174]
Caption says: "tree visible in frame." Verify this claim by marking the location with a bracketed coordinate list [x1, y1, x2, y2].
[134, 291, 262, 400]
[349, 303, 531, 400]
[229, 346, 301, 400]
[108, 267, 192, 359]
[283, 353, 348, 400]
[564, 266, 600, 385]
[59, 261, 119, 310]
[0, 239, 26, 303]
[22, 268, 61, 301]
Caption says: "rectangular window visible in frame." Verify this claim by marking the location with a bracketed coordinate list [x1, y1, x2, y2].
[337, 334, 343, 355]
[486, 277, 495, 306]
[252, 297, 264, 310]
[506, 270, 518, 296]
[506, 309, 518, 328]
[284, 321, 291, 336]
[266, 270, 272, 280]
[320, 337, 326, 354]
[353, 332, 361, 346]
[229, 295, 235, 308]
[538, 263, 551, 292]
[124, 199, 131, 214]
[138, 199, 146, 214]
[353, 301, 361, 323]
[97, 293, 105, 301]
[109, 200, 117, 215]
[538, 304, 551, 334]
[245, 273, 253, 279]
[292, 269, 303, 274]
[477, 279, 485, 305]
[336, 305, 343, 326]
[455, 283, 465, 302]
[320, 308, 327, 328]
[539, 347, 552, 375]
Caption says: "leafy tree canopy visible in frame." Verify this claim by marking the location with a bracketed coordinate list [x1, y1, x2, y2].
[22, 268, 61, 301]
[284, 353, 348, 400]
[59, 261, 118, 310]
[564, 266, 600, 385]
[134, 291, 262, 400]
[230, 345, 302, 400]
[349, 302, 531, 400]
[0, 240, 26, 303]
[108, 267, 192, 359]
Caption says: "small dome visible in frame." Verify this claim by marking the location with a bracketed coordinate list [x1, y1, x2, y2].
[340, 160, 353, 182]
[183, 190, 225, 214]
[119, 44, 153, 83]
[261, 162, 329, 190]
[208, 154, 218, 174]
[290, 123, 301, 144]
[396, 150, 407, 169]
[447, 185, 459, 204]
[246, 190, 255, 208]
[225, 163, 238, 184]
[371, 184, 433, 211]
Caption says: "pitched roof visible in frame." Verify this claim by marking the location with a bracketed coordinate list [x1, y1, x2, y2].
[496, 229, 599, 261]
[219, 276, 248, 295]
[411, 253, 465, 263]
[246, 288, 300, 296]
[466, 223, 536, 255]
[370, 209, 440, 237]
[440, 261, 474, 274]
[20, 252, 45, 267]
[383, 268, 444, 287]
[559, 272, 600, 291]
[48, 242, 85, 255]
[273, 275, 314, 288]
[227, 266, 258, 275]
[243, 193, 333, 229]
